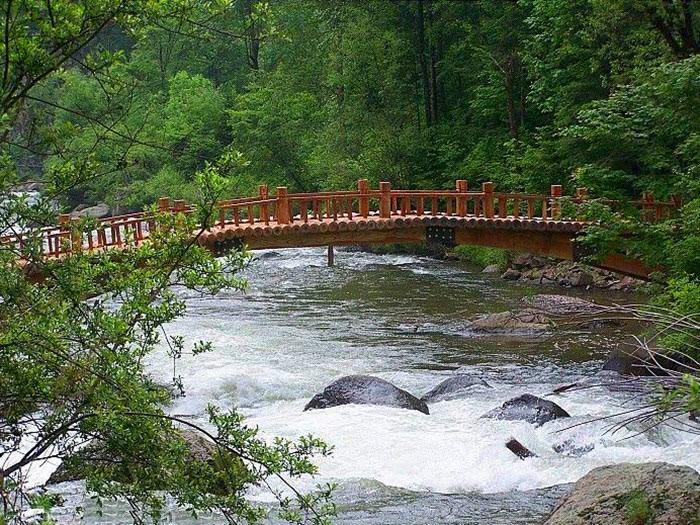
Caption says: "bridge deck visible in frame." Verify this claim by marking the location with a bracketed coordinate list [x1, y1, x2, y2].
[1, 179, 679, 278]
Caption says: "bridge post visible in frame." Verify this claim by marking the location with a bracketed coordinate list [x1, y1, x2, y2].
[456, 180, 467, 216]
[327, 244, 335, 266]
[58, 214, 71, 254]
[259, 185, 269, 224]
[68, 216, 83, 253]
[173, 199, 187, 212]
[276, 187, 291, 224]
[358, 179, 369, 218]
[157, 197, 171, 212]
[482, 182, 494, 218]
[576, 187, 588, 200]
[380, 182, 391, 218]
[550, 185, 562, 220]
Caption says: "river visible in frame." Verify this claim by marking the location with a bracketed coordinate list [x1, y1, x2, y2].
[51, 247, 700, 524]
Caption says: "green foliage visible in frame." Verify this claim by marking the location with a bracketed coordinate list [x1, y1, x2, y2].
[453, 245, 509, 270]
[2, 0, 700, 518]
[622, 490, 653, 525]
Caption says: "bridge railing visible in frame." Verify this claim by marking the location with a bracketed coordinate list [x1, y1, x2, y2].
[1, 179, 682, 258]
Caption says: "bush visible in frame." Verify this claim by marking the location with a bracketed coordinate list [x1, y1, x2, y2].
[453, 245, 509, 269]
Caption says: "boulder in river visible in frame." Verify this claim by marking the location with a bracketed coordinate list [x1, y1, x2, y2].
[71, 202, 111, 218]
[521, 294, 602, 316]
[421, 374, 491, 403]
[482, 264, 502, 274]
[467, 310, 551, 333]
[304, 375, 429, 414]
[506, 437, 537, 459]
[603, 347, 697, 376]
[543, 462, 700, 525]
[481, 393, 570, 427]
[501, 268, 522, 280]
[47, 429, 239, 491]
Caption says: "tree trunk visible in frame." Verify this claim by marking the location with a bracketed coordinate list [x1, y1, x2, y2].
[244, 0, 260, 70]
[505, 55, 519, 140]
[415, 0, 432, 126]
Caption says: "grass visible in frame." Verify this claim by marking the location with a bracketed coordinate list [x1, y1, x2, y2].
[623, 490, 653, 525]
[453, 245, 509, 270]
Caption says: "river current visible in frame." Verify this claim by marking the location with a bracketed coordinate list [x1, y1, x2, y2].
[50, 247, 700, 524]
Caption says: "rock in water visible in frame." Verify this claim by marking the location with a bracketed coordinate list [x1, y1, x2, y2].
[304, 375, 429, 414]
[467, 310, 551, 333]
[482, 264, 501, 274]
[544, 462, 700, 525]
[71, 202, 111, 218]
[501, 268, 522, 280]
[506, 438, 537, 459]
[521, 294, 601, 316]
[603, 347, 697, 376]
[481, 394, 570, 426]
[421, 374, 491, 403]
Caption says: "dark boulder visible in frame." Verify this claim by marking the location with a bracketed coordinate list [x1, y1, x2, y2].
[506, 438, 537, 460]
[501, 268, 521, 280]
[257, 251, 281, 260]
[421, 374, 491, 403]
[304, 375, 429, 414]
[481, 393, 570, 427]
[603, 347, 696, 376]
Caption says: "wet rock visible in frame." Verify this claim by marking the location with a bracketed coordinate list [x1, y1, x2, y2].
[512, 254, 549, 270]
[482, 264, 501, 274]
[602, 347, 696, 376]
[501, 268, 521, 280]
[481, 393, 570, 427]
[257, 251, 281, 260]
[421, 374, 491, 403]
[304, 375, 429, 414]
[543, 462, 700, 525]
[568, 270, 594, 288]
[506, 438, 537, 459]
[468, 310, 551, 333]
[71, 202, 110, 219]
[521, 294, 602, 316]
[552, 439, 595, 457]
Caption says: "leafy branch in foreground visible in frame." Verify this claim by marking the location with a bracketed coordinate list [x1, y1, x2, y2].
[551, 303, 700, 437]
[0, 162, 334, 525]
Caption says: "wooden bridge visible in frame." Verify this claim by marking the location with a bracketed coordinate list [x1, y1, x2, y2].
[2, 180, 681, 278]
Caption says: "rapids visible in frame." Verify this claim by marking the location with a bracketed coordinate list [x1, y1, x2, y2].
[51, 247, 700, 523]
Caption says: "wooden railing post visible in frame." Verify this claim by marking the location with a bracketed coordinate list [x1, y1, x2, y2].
[482, 182, 494, 218]
[63, 217, 82, 253]
[380, 182, 391, 218]
[276, 187, 291, 224]
[576, 187, 588, 201]
[642, 191, 655, 222]
[358, 179, 369, 218]
[550, 185, 562, 220]
[456, 180, 467, 216]
[259, 184, 269, 224]
[158, 197, 171, 213]
[173, 199, 186, 212]
[58, 214, 70, 254]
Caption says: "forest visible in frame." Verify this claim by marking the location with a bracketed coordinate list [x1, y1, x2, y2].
[7, 1, 700, 281]
[1, 1, 700, 524]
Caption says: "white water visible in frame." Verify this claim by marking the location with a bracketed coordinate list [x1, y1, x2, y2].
[141, 248, 699, 497]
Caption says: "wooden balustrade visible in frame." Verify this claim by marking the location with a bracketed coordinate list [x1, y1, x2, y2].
[0, 180, 683, 259]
